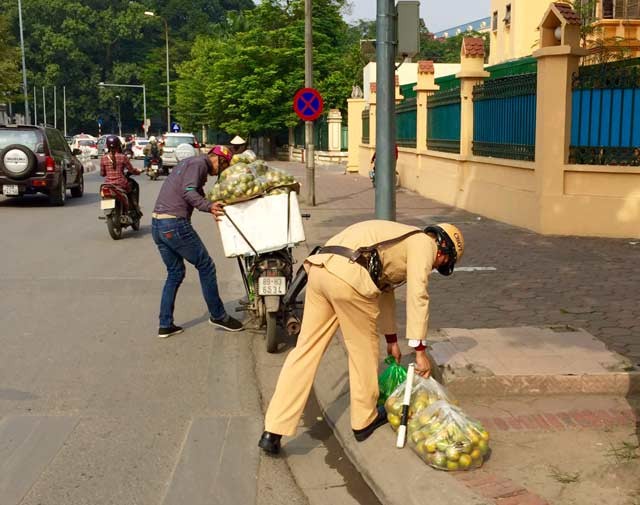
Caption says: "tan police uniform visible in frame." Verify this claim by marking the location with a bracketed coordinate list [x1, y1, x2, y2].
[264, 220, 438, 437]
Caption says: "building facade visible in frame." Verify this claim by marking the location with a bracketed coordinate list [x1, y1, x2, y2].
[489, 0, 640, 64]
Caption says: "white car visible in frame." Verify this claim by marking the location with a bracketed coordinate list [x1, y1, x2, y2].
[71, 135, 98, 158]
[131, 138, 149, 159]
[161, 133, 199, 168]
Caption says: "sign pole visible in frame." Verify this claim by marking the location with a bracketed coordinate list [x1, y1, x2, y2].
[304, 0, 315, 206]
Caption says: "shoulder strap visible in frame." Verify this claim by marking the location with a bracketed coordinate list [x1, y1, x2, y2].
[358, 229, 423, 252]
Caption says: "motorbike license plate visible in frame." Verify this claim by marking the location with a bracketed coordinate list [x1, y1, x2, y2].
[258, 276, 286, 296]
[2, 185, 19, 196]
[151, 164, 159, 170]
[100, 199, 116, 210]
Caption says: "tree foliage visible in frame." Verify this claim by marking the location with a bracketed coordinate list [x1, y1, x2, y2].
[0, 0, 253, 134]
[0, 14, 22, 99]
[174, 0, 364, 136]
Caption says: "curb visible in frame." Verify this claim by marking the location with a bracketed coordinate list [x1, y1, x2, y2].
[443, 371, 640, 397]
[313, 337, 494, 505]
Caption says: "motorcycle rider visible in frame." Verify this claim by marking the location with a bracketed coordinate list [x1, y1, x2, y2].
[143, 136, 164, 172]
[100, 134, 142, 215]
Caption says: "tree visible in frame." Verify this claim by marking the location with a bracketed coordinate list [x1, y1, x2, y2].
[174, 0, 361, 136]
[0, 14, 21, 100]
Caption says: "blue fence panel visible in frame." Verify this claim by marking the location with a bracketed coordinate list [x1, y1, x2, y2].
[570, 62, 640, 165]
[427, 88, 461, 153]
[472, 73, 537, 161]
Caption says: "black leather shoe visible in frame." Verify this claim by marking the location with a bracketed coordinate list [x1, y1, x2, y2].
[258, 431, 282, 455]
[353, 406, 388, 442]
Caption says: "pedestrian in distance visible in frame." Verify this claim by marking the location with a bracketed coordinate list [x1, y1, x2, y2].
[258, 220, 464, 455]
[151, 144, 244, 338]
[229, 135, 247, 155]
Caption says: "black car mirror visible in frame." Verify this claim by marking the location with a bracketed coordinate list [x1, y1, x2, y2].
[72, 148, 82, 155]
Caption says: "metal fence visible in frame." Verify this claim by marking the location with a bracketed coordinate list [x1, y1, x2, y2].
[473, 73, 537, 161]
[294, 115, 329, 151]
[427, 87, 461, 153]
[570, 61, 640, 165]
[396, 97, 417, 148]
[362, 108, 370, 144]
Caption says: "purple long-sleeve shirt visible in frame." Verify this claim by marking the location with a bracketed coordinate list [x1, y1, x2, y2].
[153, 155, 213, 219]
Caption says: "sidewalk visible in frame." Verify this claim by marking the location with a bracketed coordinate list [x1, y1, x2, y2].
[267, 161, 640, 505]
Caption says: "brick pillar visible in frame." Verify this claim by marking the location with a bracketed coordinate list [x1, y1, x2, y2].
[347, 98, 366, 173]
[456, 37, 489, 158]
[414, 60, 439, 152]
[395, 75, 404, 104]
[533, 2, 587, 232]
[327, 109, 342, 153]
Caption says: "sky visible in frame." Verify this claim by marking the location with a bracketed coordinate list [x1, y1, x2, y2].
[344, 0, 491, 33]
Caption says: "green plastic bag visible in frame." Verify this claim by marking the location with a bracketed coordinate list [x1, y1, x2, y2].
[378, 355, 407, 406]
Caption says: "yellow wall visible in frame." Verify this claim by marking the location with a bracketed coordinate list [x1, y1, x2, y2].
[489, 0, 550, 64]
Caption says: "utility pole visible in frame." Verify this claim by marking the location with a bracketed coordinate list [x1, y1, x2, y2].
[375, 0, 397, 221]
[54, 86, 57, 128]
[304, 0, 315, 206]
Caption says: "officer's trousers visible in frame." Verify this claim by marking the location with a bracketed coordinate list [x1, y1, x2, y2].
[265, 265, 380, 437]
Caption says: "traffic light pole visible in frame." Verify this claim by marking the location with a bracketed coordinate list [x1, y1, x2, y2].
[304, 0, 316, 206]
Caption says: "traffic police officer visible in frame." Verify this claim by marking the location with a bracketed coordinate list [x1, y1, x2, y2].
[258, 220, 465, 454]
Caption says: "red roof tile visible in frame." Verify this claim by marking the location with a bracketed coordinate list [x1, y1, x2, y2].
[553, 2, 582, 25]
[418, 60, 435, 74]
[462, 37, 485, 57]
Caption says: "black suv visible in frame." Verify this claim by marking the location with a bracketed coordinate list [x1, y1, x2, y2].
[0, 125, 85, 206]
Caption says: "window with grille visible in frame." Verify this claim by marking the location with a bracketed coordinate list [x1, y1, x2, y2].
[614, 0, 640, 18]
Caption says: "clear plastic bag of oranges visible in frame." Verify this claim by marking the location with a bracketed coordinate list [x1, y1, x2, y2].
[384, 375, 454, 431]
[409, 400, 490, 471]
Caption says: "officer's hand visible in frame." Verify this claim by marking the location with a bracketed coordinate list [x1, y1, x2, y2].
[211, 202, 225, 221]
[387, 342, 401, 364]
[414, 350, 431, 378]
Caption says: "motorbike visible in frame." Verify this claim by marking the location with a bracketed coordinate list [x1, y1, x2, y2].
[231, 213, 311, 353]
[98, 175, 141, 240]
[147, 157, 161, 180]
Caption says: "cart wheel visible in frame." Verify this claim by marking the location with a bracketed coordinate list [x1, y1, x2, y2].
[265, 312, 278, 353]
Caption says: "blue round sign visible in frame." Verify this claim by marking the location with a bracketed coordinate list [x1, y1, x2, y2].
[293, 88, 324, 121]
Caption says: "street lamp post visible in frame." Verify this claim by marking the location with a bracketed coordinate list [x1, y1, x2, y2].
[17, 0, 30, 124]
[98, 82, 147, 137]
[144, 11, 170, 132]
[115, 95, 122, 136]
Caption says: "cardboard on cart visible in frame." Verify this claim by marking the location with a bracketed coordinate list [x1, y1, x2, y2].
[217, 192, 306, 257]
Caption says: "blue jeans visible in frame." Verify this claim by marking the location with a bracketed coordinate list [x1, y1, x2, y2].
[152, 218, 227, 327]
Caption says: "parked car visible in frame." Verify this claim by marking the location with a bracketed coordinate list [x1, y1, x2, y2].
[0, 125, 85, 206]
[161, 133, 200, 168]
[71, 134, 99, 158]
[131, 138, 149, 159]
[65, 135, 74, 146]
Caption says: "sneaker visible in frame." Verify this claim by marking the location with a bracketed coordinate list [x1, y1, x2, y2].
[209, 315, 244, 332]
[158, 324, 184, 338]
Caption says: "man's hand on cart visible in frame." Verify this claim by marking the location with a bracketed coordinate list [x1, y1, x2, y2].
[210, 202, 225, 221]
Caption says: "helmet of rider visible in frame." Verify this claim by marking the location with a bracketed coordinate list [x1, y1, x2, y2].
[148, 136, 157, 144]
[105, 134, 122, 152]
[423, 223, 464, 276]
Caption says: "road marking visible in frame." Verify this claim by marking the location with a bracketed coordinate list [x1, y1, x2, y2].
[455, 266, 497, 272]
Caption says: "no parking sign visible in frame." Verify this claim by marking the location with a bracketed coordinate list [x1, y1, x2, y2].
[293, 88, 324, 121]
